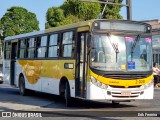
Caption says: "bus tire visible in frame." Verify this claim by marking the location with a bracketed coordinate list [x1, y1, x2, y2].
[19, 76, 27, 96]
[64, 82, 71, 107]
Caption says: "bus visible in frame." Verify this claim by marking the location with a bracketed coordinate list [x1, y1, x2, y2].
[3, 19, 153, 106]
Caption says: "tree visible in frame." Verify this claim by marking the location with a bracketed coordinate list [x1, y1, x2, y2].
[101, 0, 123, 19]
[45, 7, 65, 29]
[45, 0, 101, 28]
[0, 6, 39, 40]
[45, 0, 123, 28]
[60, 0, 101, 20]
[59, 15, 80, 26]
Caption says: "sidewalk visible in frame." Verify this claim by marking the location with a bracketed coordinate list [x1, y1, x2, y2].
[154, 87, 160, 90]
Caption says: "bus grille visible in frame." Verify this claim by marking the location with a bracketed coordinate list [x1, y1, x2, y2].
[104, 74, 148, 80]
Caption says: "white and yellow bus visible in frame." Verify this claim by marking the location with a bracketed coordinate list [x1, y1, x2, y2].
[3, 19, 153, 106]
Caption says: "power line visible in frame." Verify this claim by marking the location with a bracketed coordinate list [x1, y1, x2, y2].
[80, 0, 129, 6]
[80, 0, 132, 20]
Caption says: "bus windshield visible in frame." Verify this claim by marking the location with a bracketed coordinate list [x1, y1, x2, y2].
[90, 34, 152, 71]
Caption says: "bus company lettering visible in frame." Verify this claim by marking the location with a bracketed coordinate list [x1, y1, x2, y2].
[109, 81, 119, 84]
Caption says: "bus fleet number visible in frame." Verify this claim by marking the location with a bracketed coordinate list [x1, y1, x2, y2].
[136, 80, 145, 84]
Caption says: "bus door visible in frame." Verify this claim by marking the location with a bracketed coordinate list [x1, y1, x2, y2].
[10, 42, 18, 85]
[75, 32, 88, 98]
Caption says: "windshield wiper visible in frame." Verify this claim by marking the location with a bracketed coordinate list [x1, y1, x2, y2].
[131, 34, 141, 61]
[108, 35, 119, 62]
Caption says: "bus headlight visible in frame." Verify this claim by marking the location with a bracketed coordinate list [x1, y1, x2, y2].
[90, 76, 97, 84]
[90, 76, 108, 89]
[140, 80, 153, 90]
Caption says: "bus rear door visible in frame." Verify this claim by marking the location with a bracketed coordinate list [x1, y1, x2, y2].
[10, 41, 18, 85]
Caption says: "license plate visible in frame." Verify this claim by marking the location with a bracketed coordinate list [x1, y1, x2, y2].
[121, 91, 131, 96]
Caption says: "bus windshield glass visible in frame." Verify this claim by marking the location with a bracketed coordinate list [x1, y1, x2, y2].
[90, 34, 152, 71]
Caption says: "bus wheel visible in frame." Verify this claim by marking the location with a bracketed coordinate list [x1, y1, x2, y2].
[64, 82, 71, 107]
[19, 76, 27, 96]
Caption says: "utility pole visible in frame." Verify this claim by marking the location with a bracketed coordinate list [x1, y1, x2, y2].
[80, 0, 132, 20]
[126, 0, 132, 20]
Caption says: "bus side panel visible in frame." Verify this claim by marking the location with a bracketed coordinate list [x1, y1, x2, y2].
[35, 59, 75, 96]
[41, 60, 59, 95]
[18, 60, 42, 91]
[3, 60, 10, 84]
[41, 78, 75, 96]
[14, 60, 21, 87]
[41, 77, 60, 95]
[57, 60, 76, 97]
[17, 59, 76, 97]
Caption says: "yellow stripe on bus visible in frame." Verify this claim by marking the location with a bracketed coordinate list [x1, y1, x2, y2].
[89, 69, 153, 88]
[77, 26, 90, 32]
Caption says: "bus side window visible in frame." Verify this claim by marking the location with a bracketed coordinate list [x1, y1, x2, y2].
[48, 34, 59, 58]
[18, 39, 27, 59]
[62, 31, 75, 58]
[4, 42, 11, 59]
[27, 37, 35, 58]
[36, 36, 47, 58]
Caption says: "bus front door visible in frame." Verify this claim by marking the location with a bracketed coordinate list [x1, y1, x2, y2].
[76, 32, 88, 98]
[10, 42, 17, 85]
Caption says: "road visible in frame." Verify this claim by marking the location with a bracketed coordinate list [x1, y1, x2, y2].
[0, 83, 160, 120]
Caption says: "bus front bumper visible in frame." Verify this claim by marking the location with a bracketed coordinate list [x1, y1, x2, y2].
[86, 82, 154, 100]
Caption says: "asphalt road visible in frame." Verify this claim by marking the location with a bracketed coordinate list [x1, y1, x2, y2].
[0, 83, 160, 120]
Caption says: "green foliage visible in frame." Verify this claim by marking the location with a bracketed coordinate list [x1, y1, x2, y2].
[0, 6, 39, 39]
[45, 0, 123, 28]
[103, 0, 123, 19]
[60, 0, 101, 20]
[45, 0, 101, 28]
[45, 7, 65, 29]
[60, 15, 80, 26]
[60, 0, 80, 17]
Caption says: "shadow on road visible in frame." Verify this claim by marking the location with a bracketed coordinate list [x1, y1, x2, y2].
[38, 93, 136, 109]
[0, 84, 136, 111]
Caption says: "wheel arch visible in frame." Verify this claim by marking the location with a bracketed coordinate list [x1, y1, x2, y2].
[59, 76, 70, 96]
[18, 73, 25, 88]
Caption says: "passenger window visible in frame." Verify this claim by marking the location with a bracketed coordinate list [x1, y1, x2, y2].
[48, 34, 59, 57]
[4, 42, 11, 59]
[27, 38, 35, 58]
[37, 36, 47, 58]
[62, 31, 75, 57]
[19, 39, 27, 58]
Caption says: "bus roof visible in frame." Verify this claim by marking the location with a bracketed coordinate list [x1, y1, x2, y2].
[4, 19, 94, 41]
[4, 19, 151, 41]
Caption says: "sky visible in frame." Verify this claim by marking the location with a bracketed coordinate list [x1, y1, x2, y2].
[0, 0, 160, 30]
